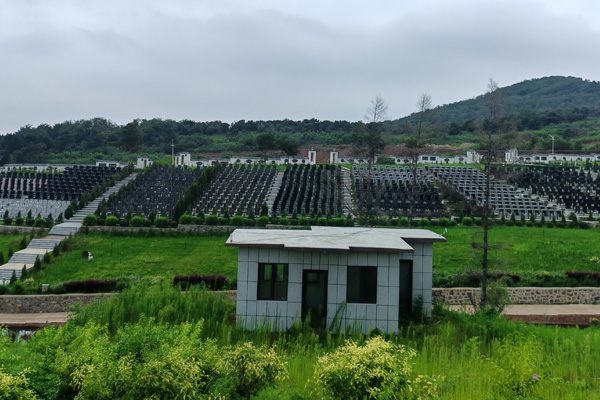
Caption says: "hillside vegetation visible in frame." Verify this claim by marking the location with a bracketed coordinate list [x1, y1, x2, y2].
[2, 76, 600, 164]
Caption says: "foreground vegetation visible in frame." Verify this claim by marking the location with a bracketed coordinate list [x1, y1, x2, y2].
[1, 282, 600, 399]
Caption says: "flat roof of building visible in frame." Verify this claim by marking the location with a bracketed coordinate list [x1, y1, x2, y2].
[225, 226, 446, 253]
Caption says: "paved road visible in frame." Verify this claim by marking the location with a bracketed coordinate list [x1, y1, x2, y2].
[0, 313, 69, 328]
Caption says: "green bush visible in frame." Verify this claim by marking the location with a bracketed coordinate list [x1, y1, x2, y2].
[298, 217, 310, 226]
[485, 333, 544, 398]
[178, 214, 194, 225]
[257, 216, 269, 227]
[419, 218, 430, 227]
[278, 217, 290, 225]
[119, 219, 130, 227]
[230, 215, 245, 226]
[194, 216, 205, 225]
[83, 215, 98, 227]
[35, 217, 46, 227]
[397, 217, 409, 227]
[130, 216, 144, 227]
[438, 217, 450, 227]
[314, 336, 438, 399]
[204, 215, 218, 226]
[105, 216, 119, 226]
[154, 217, 171, 228]
[462, 217, 473, 226]
[15, 216, 24, 226]
[219, 342, 288, 399]
[317, 217, 328, 226]
[3, 217, 12, 225]
[244, 218, 256, 226]
[0, 368, 38, 400]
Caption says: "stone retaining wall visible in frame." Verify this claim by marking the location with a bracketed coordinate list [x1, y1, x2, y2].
[0, 293, 114, 313]
[433, 287, 600, 305]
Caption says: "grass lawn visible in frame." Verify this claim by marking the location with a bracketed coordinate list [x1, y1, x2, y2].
[0, 232, 29, 260]
[29, 225, 600, 283]
[34, 232, 238, 283]
[433, 225, 600, 273]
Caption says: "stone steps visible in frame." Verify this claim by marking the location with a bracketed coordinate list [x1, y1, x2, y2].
[49, 172, 137, 236]
[266, 171, 284, 216]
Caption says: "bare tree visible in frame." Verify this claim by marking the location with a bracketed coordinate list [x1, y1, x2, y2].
[351, 96, 389, 225]
[477, 78, 503, 309]
[405, 94, 434, 228]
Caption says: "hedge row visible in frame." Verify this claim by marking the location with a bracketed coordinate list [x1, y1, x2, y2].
[433, 270, 600, 288]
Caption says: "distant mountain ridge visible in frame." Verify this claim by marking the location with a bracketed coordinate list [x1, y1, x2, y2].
[402, 76, 600, 124]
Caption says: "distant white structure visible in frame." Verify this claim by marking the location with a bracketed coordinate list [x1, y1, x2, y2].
[505, 149, 600, 164]
[95, 160, 126, 168]
[135, 157, 153, 169]
[340, 150, 481, 165]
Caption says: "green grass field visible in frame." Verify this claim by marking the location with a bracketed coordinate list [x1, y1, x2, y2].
[34, 233, 238, 283]
[0, 232, 28, 260]
[432, 225, 600, 273]
[27, 225, 600, 284]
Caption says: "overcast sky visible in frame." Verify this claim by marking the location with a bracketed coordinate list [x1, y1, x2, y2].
[1, 0, 600, 135]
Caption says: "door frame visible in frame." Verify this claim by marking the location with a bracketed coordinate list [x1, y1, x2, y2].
[301, 270, 328, 328]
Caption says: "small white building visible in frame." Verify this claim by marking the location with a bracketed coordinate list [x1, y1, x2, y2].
[505, 149, 600, 164]
[226, 226, 446, 334]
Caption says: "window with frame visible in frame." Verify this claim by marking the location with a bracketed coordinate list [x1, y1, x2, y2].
[257, 263, 288, 301]
[346, 266, 377, 303]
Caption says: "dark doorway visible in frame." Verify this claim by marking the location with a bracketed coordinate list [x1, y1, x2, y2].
[399, 260, 413, 312]
[302, 270, 328, 328]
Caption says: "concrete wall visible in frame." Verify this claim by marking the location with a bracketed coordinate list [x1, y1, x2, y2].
[433, 287, 600, 305]
[236, 242, 433, 334]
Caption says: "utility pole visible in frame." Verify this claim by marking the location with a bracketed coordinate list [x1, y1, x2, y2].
[550, 135, 555, 154]
[171, 139, 175, 166]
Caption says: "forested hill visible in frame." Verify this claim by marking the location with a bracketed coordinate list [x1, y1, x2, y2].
[2, 76, 600, 164]
[416, 76, 600, 124]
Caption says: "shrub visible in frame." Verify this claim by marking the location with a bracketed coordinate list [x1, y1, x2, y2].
[218, 217, 229, 226]
[313, 336, 436, 399]
[579, 221, 590, 229]
[298, 217, 310, 226]
[169, 220, 178, 228]
[419, 218, 430, 227]
[317, 217, 328, 226]
[63, 279, 119, 293]
[142, 218, 152, 227]
[278, 217, 290, 225]
[14, 216, 24, 226]
[220, 342, 288, 400]
[154, 217, 171, 228]
[230, 215, 245, 226]
[178, 214, 194, 225]
[256, 216, 269, 227]
[83, 214, 98, 226]
[25, 218, 34, 226]
[244, 218, 256, 226]
[0, 369, 38, 400]
[173, 274, 229, 290]
[333, 217, 346, 227]
[204, 215, 218, 226]
[119, 219, 130, 227]
[398, 217, 410, 227]
[3, 216, 12, 226]
[105, 216, 119, 226]
[525, 221, 534, 227]
[194, 216, 204, 225]
[485, 333, 543, 398]
[438, 217, 450, 227]
[130, 216, 144, 227]
[35, 217, 46, 227]
[462, 217, 473, 226]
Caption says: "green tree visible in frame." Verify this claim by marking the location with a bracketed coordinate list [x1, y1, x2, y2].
[117, 120, 142, 164]
[256, 132, 277, 159]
